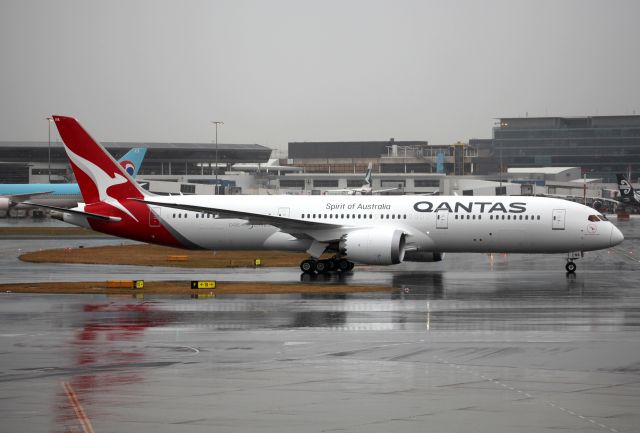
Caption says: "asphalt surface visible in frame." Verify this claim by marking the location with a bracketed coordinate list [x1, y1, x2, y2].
[0, 216, 639, 433]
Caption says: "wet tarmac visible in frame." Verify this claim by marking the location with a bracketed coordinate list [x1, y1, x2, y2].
[1, 216, 639, 432]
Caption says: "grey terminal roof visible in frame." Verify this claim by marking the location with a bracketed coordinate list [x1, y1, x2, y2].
[288, 140, 429, 159]
[0, 141, 272, 164]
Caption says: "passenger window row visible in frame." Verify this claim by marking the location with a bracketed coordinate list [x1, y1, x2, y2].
[300, 213, 408, 220]
[455, 214, 541, 221]
[172, 213, 214, 219]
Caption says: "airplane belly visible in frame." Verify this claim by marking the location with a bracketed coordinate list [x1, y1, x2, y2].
[431, 225, 582, 253]
[181, 221, 281, 250]
[492, 227, 582, 253]
[491, 230, 533, 253]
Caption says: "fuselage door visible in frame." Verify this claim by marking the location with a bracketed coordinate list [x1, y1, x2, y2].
[552, 209, 566, 230]
[278, 207, 290, 218]
[149, 206, 161, 227]
[436, 210, 449, 229]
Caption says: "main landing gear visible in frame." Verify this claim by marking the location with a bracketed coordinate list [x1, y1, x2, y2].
[300, 257, 355, 274]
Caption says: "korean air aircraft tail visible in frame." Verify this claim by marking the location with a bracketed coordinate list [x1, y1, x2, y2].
[119, 147, 147, 176]
[616, 174, 640, 206]
[0, 146, 147, 214]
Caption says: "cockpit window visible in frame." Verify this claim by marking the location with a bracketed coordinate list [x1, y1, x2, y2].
[588, 215, 608, 222]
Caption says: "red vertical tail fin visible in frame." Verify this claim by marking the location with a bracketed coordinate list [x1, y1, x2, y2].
[52, 116, 146, 204]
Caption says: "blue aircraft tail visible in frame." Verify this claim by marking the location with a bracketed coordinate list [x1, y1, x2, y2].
[117, 148, 147, 176]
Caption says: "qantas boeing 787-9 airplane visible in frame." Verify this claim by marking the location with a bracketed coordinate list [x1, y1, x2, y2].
[31, 116, 624, 275]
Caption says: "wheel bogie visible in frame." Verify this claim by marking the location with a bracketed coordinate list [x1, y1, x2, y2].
[300, 258, 354, 274]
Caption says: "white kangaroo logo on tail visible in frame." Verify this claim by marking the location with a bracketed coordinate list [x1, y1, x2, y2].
[65, 146, 139, 222]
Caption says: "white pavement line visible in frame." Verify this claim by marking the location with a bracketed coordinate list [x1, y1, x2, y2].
[544, 400, 624, 433]
[434, 356, 626, 433]
[610, 247, 640, 263]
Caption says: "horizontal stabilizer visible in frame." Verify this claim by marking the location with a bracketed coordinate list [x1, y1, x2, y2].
[22, 202, 121, 222]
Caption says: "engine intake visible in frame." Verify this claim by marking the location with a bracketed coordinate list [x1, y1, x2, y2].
[339, 228, 406, 265]
[0, 197, 11, 210]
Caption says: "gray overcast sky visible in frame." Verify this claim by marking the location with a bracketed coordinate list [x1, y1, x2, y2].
[1, 0, 639, 153]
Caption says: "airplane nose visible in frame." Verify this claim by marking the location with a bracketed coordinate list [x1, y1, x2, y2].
[610, 225, 624, 246]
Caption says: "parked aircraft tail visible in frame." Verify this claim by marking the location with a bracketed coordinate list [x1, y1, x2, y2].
[118, 147, 147, 177]
[616, 173, 640, 205]
[364, 162, 373, 187]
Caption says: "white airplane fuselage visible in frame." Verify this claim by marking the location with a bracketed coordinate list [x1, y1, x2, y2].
[65, 194, 623, 256]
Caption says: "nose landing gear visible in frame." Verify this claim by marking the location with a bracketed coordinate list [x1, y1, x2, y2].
[565, 251, 583, 274]
[565, 260, 577, 273]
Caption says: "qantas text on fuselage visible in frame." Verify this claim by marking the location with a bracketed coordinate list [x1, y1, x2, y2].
[325, 201, 526, 213]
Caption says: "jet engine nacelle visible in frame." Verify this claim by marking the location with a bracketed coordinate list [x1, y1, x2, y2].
[0, 197, 11, 210]
[339, 228, 406, 265]
[403, 251, 444, 262]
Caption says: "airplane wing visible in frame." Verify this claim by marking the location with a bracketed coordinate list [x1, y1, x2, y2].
[322, 188, 359, 195]
[133, 198, 427, 249]
[371, 187, 399, 194]
[592, 197, 621, 205]
[3, 191, 54, 203]
[322, 187, 398, 195]
[133, 198, 345, 240]
[539, 193, 620, 204]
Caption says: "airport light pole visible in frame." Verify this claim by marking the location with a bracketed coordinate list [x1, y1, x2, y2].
[211, 121, 224, 194]
[46, 117, 53, 183]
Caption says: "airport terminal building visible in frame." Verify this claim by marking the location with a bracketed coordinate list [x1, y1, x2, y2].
[2, 114, 639, 198]
[287, 139, 477, 175]
[0, 141, 272, 185]
[471, 115, 640, 182]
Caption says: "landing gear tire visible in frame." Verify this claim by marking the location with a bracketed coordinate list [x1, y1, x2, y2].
[335, 258, 354, 272]
[315, 260, 330, 274]
[300, 259, 316, 274]
[565, 261, 577, 273]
